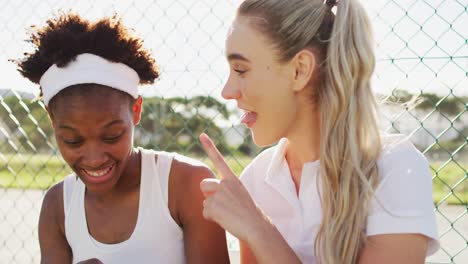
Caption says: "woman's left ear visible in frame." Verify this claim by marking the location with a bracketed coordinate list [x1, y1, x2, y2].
[132, 96, 143, 125]
[292, 49, 316, 92]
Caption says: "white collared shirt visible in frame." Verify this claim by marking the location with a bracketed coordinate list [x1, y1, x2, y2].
[240, 135, 439, 263]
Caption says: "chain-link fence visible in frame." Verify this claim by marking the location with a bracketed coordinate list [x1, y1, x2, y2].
[0, 0, 466, 263]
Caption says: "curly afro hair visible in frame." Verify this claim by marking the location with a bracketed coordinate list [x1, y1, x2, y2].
[15, 12, 160, 96]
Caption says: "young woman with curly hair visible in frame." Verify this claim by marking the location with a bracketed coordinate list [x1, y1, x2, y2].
[15, 13, 229, 264]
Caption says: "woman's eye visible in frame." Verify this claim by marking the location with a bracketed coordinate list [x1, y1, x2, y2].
[63, 139, 82, 146]
[234, 69, 247, 75]
[104, 133, 123, 143]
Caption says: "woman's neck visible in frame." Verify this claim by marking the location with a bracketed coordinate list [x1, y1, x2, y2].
[115, 147, 142, 190]
[284, 105, 321, 192]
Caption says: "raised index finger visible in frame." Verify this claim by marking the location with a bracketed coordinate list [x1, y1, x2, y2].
[199, 133, 237, 180]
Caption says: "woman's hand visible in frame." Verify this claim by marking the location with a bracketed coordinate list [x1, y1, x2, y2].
[199, 133, 302, 264]
[199, 133, 268, 243]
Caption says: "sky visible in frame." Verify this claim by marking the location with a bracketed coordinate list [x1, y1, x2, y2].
[0, 0, 466, 105]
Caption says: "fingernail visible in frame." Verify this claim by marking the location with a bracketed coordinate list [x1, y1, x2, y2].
[199, 133, 208, 143]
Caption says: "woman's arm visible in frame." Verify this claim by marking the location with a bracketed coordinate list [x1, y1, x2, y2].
[360, 141, 438, 263]
[170, 158, 230, 264]
[239, 230, 301, 264]
[199, 134, 301, 264]
[240, 240, 257, 264]
[39, 182, 73, 264]
[359, 234, 428, 264]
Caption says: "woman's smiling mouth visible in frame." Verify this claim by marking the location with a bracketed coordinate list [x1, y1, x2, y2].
[81, 163, 116, 184]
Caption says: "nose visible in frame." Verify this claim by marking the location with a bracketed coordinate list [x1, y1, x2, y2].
[221, 76, 241, 100]
[81, 144, 109, 168]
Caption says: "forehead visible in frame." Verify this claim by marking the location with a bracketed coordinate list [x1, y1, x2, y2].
[50, 85, 132, 122]
[226, 16, 277, 63]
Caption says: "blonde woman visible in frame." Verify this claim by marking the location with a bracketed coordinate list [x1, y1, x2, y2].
[199, 0, 439, 263]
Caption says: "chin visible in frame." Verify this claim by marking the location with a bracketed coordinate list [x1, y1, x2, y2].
[251, 130, 280, 147]
[84, 177, 118, 194]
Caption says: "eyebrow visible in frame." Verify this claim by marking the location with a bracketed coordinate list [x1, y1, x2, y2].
[58, 119, 124, 131]
[227, 53, 251, 63]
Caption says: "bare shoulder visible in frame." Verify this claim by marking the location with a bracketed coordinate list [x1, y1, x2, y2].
[162, 153, 214, 225]
[41, 180, 65, 223]
[39, 180, 72, 263]
[153, 152, 213, 178]
[165, 154, 230, 262]
[40, 180, 67, 237]
[170, 154, 215, 184]
[169, 154, 214, 209]
[172, 155, 214, 178]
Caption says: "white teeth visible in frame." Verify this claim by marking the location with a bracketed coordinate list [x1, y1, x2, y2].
[241, 111, 251, 118]
[84, 166, 112, 177]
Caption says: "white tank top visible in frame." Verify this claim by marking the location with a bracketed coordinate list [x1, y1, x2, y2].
[63, 149, 186, 264]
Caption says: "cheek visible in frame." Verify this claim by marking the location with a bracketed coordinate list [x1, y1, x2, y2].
[259, 75, 297, 125]
[238, 77, 250, 98]
[109, 131, 135, 160]
[239, 72, 268, 100]
[262, 74, 293, 105]
[119, 132, 134, 151]
[55, 142, 79, 168]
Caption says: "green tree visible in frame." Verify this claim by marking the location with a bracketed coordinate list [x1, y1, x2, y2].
[0, 96, 54, 153]
[384, 89, 467, 116]
[137, 95, 233, 155]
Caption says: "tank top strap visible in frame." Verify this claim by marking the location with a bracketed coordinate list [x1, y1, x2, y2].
[63, 173, 85, 218]
[63, 174, 75, 216]
[154, 151, 175, 206]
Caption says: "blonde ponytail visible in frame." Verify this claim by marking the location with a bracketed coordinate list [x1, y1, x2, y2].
[316, 0, 381, 263]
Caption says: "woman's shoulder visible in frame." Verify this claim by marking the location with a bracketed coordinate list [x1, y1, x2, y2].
[170, 152, 214, 180]
[373, 133, 434, 213]
[368, 134, 439, 254]
[43, 180, 65, 207]
[44, 173, 79, 209]
[148, 151, 214, 227]
[377, 133, 429, 174]
[139, 148, 213, 179]
[40, 179, 67, 231]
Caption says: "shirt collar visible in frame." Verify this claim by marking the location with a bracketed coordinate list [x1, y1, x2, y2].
[265, 137, 289, 181]
[264, 137, 321, 191]
[264, 138, 322, 208]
